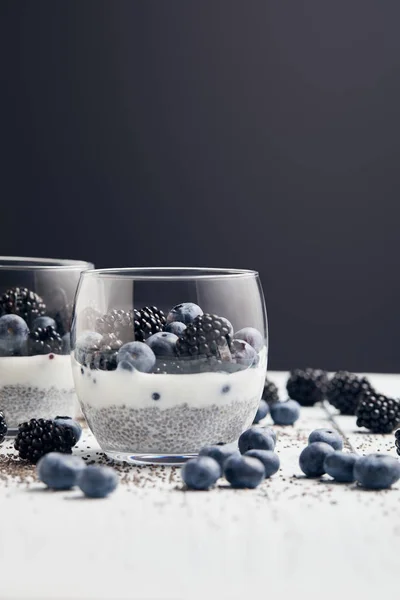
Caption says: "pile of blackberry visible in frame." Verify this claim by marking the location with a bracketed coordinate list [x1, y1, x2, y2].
[286, 368, 327, 406]
[0, 287, 46, 327]
[327, 371, 373, 415]
[356, 392, 400, 434]
[262, 378, 279, 406]
[176, 314, 232, 359]
[28, 326, 63, 355]
[14, 418, 77, 464]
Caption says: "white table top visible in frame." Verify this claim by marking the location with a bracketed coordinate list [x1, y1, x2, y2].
[1, 372, 400, 600]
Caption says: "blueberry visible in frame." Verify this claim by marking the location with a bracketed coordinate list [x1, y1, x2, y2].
[77, 465, 119, 498]
[167, 302, 203, 325]
[299, 442, 335, 477]
[117, 360, 135, 372]
[354, 454, 400, 490]
[62, 333, 71, 354]
[165, 321, 187, 336]
[270, 400, 301, 426]
[37, 453, 86, 490]
[238, 427, 275, 454]
[75, 330, 103, 363]
[145, 332, 178, 357]
[32, 316, 56, 331]
[324, 451, 359, 483]
[199, 444, 240, 474]
[260, 426, 277, 447]
[308, 428, 343, 451]
[76, 330, 102, 349]
[0, 314, 29, 356]
[224, 455, 265, 488]
[234, 327, 264, 352]
[253, 399, 269, 424]
[245, 450, 280, 478]
[181, 456, 220, 490]
[231, 339, 258, 367]
[54, 416, 82, 442]
[117, 341, 156, 373]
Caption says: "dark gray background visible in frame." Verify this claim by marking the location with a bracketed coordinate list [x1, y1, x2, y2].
[1, 1, 399, 373]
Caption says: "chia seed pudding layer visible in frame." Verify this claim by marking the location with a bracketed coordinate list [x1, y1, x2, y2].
[0, 354, 78, 428]
[0, 384, 76, 428]
[81, 396, 260, 454]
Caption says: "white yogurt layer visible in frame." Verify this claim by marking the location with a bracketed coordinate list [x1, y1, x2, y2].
[72, 351, 267, 411]
[0, 354, 74, 389]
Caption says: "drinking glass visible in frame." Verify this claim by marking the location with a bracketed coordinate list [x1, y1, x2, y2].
[71, 267, 268, 464]
[0, 256, 93, 431]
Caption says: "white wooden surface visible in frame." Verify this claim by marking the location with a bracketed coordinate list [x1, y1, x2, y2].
[1, 372, 400, 600]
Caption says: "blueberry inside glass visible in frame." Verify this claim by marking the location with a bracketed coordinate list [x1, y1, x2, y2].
[0, 257, 93, 430]
[71, 267, 268, 465]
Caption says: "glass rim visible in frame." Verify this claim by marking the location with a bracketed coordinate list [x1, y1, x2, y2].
[82, 267, 259, 281]
[0, 256, 94, 271]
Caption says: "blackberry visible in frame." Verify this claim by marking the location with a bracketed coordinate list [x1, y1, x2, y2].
[133, 306, 166, 342]
[395, 429, 400, 456]
[286, 368, 327, 406]
[262, 378, 279, 406]
[0, 411, 7, 443]
[176, 313, 232, 359]
[0, 287, 46, 327]
[356, 392, 400, 434]
[95, 309, 134, 344]
[88, 333, 123, 371]
[79, 306, 102, 331]
[14, 418, 77, 464]
[28, 326, 63, 356]
[327, 371, 374, 415]
[148, 306, 167, 326]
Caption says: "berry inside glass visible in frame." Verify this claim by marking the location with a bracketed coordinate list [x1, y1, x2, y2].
[71, 267, 268, 465]
[0, 256, 93, 431]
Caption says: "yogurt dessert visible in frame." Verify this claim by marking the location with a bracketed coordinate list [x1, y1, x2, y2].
[0, 286, 77, 428]
[0, 354, 76, 428]
[72, 302, 267, 460]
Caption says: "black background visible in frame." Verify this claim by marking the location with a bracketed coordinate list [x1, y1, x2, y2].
[1, 1, 400, 373]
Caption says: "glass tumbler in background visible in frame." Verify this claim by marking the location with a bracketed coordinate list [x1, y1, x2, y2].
[0, 257, 93, 432]
[71, 267, 268, 465]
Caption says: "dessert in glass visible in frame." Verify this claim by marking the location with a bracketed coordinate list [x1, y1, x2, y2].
[71, 267, 268, 464]
[0, 257, 93, 432]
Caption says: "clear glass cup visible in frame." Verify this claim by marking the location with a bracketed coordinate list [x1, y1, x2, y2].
[71, 267, 268, 465]
[0, 256, 93, 432]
